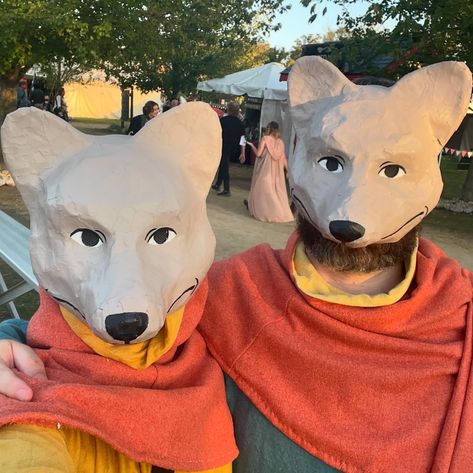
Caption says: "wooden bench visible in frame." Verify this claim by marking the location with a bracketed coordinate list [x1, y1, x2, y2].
[0, 210, 38, 318]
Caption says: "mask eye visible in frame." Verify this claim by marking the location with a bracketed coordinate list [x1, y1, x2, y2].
[318, 156, 343, 173]
[379, 164, 406, 179]
[70, 229, 105, 247]
[146, 227, 177, 246]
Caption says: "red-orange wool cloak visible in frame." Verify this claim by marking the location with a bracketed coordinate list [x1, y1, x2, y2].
[0, 279, 238, 471]
[200, 233, 473, 473]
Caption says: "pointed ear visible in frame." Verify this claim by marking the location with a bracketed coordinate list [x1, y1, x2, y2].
[391, 61, 472, 146]
[135, 102, 222, 198]
[288, 56, 355, 107]
[1, 107, 92, 208]
[288, 56, 356, 130]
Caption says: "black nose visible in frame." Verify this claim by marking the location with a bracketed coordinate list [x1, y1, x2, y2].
[105, 312, 148, 343]
[329, 220, 365, 243]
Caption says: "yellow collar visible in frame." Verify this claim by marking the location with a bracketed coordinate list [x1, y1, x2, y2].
[292, 242, 417, 307]
[60, 306, 184, 369]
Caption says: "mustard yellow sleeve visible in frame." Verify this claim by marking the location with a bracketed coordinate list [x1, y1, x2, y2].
[177, 463, 232, 473]
[0, 424, 75, 473]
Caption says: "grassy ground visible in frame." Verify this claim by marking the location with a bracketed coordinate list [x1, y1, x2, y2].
[440, 154, 469, 200]
[0, 122, 471, 322]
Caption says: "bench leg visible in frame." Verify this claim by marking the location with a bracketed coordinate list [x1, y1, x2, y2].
[0, 271, 22, 318]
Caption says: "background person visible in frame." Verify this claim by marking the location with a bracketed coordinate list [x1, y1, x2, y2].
[29, 83, 45, 110]
[212, 102, 245, 196]
[16, 78, 29, 108]
[0, 58, 471, 473]
[245, 121, 293, 223]
[127, 100, 159, 135]
[53, 88, 69, 121]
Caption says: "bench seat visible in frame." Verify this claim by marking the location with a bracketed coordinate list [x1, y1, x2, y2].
[0, 210, 38, 318]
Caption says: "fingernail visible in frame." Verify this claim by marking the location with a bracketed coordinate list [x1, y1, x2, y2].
[17, 389, 31, 401]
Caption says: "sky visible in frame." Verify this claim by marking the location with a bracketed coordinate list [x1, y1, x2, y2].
[267, 1, 367, 50]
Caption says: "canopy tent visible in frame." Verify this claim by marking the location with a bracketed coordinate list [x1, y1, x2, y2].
[197, 63, 292, 159]
[197, 62, 287, 100]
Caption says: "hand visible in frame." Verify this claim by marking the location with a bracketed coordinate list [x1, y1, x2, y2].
[239, 153, 246, 164]
[0, 340, 47, 401]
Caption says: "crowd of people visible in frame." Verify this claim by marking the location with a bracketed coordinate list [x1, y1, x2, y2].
[15, 78, 294, 223]
[210, 101, 294, 223]
[16, 78, 69, 121]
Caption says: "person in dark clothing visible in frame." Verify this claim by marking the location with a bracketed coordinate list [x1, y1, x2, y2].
[212, 102, 245, 196]
[127, 100, 159, 135]
[16, 78, 29, 108]
[29, 85, 45, 109]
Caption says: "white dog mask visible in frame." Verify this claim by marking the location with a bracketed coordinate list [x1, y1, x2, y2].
[1, 103, 221, 344]
[288, 57, 472, 247]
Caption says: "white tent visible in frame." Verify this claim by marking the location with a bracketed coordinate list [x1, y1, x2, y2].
[197, 62, 287, 100]
[197, 63, 292, 157]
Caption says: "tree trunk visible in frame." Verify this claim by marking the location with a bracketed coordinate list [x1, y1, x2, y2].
[460, 160, 473, 202]
[0, 71, 21, 164]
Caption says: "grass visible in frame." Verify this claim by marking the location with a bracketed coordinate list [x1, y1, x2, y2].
[71, 117, 123, 126]
[439, 154, 469, 200]
[424, 208, 472, 236]
[71, 117, 127, 135]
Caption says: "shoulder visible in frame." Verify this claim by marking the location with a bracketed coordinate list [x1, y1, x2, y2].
[417, 238, 473, 290]
[200, 244, 293, 370]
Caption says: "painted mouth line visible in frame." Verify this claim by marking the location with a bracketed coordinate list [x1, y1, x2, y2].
[45, 289, 86, 320]
[167, 278, 199, 314]
[381, 206, 428, 240]
[291, 190, 319, 229]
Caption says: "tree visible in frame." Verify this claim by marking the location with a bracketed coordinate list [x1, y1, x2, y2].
[100, 0, 288, 98]
[0, 1, 288, 113]
[288, 28, 348, 63]
[301, 0, 473, 201]
[1, 1, 118, 116]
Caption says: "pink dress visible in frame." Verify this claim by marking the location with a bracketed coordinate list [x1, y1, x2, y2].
[248, 135, 294, 223]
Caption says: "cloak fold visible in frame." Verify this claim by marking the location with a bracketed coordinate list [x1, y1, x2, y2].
[0, 279, 238, 471]
[200, 234, 473, 473]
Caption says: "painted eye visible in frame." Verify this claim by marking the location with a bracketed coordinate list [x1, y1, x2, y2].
[318, 156, 343, 173]
[379, 164, 406, 179]
[70, 229, 105, 247]
[146, 227, 177, 245]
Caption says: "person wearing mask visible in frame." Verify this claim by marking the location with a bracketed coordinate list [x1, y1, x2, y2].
[1, 58, 472, 473]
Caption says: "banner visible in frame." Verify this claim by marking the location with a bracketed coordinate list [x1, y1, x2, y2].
[443, 147, 472, 158]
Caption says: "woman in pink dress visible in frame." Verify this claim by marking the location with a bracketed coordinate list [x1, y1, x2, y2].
[245, 121, 294, 223]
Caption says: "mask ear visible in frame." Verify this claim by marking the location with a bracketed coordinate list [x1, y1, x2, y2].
[288, 56, 356, 129]
[135, 102, 222, 198]
[1, 107, 92, 209]
[391, 61, 472, 146]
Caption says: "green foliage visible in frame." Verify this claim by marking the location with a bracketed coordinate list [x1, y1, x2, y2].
[0, 0, 288, 99]
[100, 0, 289, 97]
[301, 0, 473, 71]
[288, 29, 347, 64]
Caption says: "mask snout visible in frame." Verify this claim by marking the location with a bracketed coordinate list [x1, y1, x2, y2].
[329, 220, 365, 243]
[105, 312, 149, 344]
